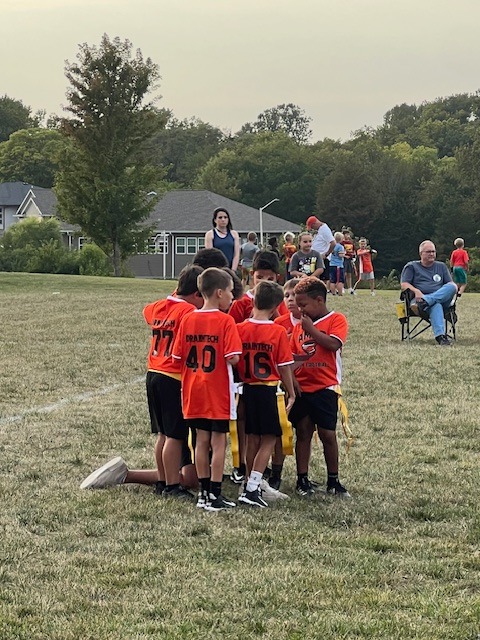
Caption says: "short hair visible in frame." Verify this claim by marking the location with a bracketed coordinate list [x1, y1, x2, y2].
[298, 232, 313, 243]
[252, 250, 280, 274]
[193, 247, 228, 269]
[247, 231, 257, 242]
[283, 232, 295, 243]
[176, 264, 204, 296]
[334, 231, 344, 242]
[254, 280, 284, 311]
[212, 207, 232, 231]
[198, 267, 232, 298]
[284, 277, 300, 291]
[222, 267, 244, 300]
[419, 240, 435, 254]
[268, 236, 278, 246]
[454, 237, 464, 248]
[294, 276, 327, 301]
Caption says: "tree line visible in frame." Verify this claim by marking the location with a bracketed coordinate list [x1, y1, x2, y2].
[1, 34, 479, 278]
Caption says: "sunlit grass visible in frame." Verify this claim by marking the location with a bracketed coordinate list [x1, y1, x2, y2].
[0, 273, 478, 639]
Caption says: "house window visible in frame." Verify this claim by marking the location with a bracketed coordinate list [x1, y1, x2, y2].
[176, 237, 204, 255]
[149, 233, 169, 254]
[0, 207, 3, 229]
[176, 237, 186, 254]
[78, 237, 86, 250]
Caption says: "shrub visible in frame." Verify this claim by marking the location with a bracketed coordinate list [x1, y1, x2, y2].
[77, 244, 112, 276]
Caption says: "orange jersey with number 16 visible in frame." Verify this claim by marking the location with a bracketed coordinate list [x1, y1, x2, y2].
[236, 319, 294, 384]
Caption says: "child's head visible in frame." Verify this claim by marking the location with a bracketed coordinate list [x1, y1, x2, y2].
[294, 276, 328, 319]
[342, 227, 352, 239]
[334, 231, 344, 243]
[193, 247, 228, 269]
[251, 250, 280, 286]
[268, 236, 278, 248]
[197, 267, 234, 311]
[298, 232, 313, 254]
[283, 232, 295, 244]
[247, 231, 257, 243]
[222, 267, 244, 300]
[454, 237, 464, 248]
[284, 278, 301, 315]
[177, 264, 204, 309]
[359, 237, 367, 249]
[254, 280, 284, 313]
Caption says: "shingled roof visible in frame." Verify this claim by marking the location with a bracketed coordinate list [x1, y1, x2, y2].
[146, 190, 300, 234]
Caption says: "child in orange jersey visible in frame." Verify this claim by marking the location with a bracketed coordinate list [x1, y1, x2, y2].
[80, 265, 203, 496]
[450, 237, 469, 296]
[236, 281, 295, 507]
[172, 268, 242, 511]
[290, 277, 351, 498]
[354, 237, 377, 296]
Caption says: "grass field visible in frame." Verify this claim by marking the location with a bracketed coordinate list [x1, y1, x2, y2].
[0, 272, 478, 640]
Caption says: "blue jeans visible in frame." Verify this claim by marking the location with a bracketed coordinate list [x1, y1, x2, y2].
[422, 283, 457, 337]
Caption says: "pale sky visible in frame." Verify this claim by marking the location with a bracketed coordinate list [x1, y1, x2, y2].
[2, 0, 480, 141]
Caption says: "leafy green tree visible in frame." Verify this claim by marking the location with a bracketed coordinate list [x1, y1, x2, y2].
[0, 95, 41, 142]
[195, 132, 318, 223]
[55, 34, 163, 276]
[239, 103, 312, 144]
[144, 116, 225, 186]
[0, 128, 68, 187]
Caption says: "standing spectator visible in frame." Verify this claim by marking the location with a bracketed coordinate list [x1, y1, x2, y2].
[267, 236, 281, 258]
[306, 216, 335, 287]
[450, 238, 469, 297]
[354, 237, 377, 296]
[282, 232, 297, 280]
[329, 231, 346, 296]
[341, 228, 357, 294]
[204, 207, 240, 271]
[240, 232, 258, 286]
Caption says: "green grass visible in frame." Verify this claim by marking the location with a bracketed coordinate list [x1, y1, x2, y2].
[0, 272, 479, 639]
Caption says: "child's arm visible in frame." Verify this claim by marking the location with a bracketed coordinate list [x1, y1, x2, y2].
[301, 315, 342, 352]
[278, 365, 295, 412]
[227, 354, 240, 366]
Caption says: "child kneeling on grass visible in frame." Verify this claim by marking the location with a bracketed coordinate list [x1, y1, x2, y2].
[290, 276, 351, 498]
[236, 281, 295, 507]
[172, 268, 242, 512]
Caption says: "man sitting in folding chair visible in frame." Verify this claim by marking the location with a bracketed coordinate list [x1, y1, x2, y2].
[400, 240, 458, 346]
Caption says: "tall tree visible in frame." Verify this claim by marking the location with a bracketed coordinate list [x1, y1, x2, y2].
[55, 34, 163, 276]
[0, 95, 39, 143]
[0, 128, 68, 187]
[239, 103, 312, 144]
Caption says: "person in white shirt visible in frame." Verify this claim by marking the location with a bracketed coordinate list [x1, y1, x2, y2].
[306, 216, 335, 287]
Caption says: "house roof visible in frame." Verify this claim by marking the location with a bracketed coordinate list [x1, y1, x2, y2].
[16, 187, 58, 218]
[146, 190, 301, 234]
[0, 181, 33, 206]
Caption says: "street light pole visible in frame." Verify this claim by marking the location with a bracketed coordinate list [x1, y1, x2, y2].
[259, 198, 279, 248]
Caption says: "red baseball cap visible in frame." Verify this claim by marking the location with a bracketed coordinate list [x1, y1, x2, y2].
[306, 216, 319, 229]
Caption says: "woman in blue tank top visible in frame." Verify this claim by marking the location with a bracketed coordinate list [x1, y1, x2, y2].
[204, 208, 240, 270]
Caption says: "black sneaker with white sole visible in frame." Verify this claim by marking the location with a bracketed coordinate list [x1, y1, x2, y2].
[296, 478, 315, 497]
[230, 467, 245, 484]
[239, 488, 269, 508]
[162, 486, 195, 500]
[326, 480, 352, 498]
[204, 494, 236, 511]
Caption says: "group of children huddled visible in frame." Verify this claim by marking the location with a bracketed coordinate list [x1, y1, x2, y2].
[281, 227, 378, 296]
[81, 248, 351, 511]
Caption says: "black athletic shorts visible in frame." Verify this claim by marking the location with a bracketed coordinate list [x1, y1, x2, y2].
[319, 258, 329, 281]
[243, 384, 282, 437]
[146, 371, 188, 440]
[186, 418, 230, 434]
[289, 388, 338, 431]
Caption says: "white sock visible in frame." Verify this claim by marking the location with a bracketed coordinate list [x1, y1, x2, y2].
[246, 470, 263, 492]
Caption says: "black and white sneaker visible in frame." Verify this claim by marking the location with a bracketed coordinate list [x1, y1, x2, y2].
[239, 488, 269, 508]
[230, 467, 245, 484]
[326, 480, 352, 499]
[196, 490, 208, 509]
[163, 486, 195, 500]
[296, 478, 315, 497]
[204, 494, 236, 511]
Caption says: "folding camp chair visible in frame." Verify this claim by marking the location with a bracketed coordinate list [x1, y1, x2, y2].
[396, 289, 457, 341]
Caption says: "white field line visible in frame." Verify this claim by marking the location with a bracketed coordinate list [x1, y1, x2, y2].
[0, 376, 145, 426]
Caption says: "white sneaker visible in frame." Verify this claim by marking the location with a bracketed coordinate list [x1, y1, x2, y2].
[80, 456, 128, 489]
[260, 479, 289, 501]
[371, 291, 376, 296]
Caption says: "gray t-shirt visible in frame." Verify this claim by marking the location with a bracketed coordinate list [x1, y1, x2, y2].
[240, 241, 258, 268]
[289, 250, 324, 276]
[401, 260, 452, 295]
